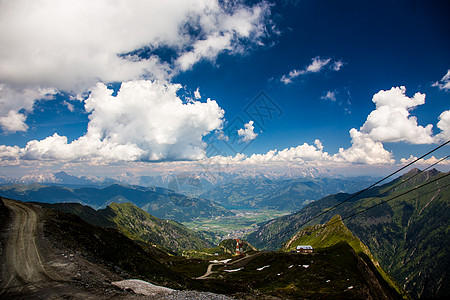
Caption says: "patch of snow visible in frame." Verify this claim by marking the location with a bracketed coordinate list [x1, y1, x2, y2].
[112, 279, 175, 296]
[257, 265, 270, 271]
[326, 280, 330, 283]
[223, 267, 243, 273]
[277, 273, 282, 276]
[210, 259, 232, 264]
[347, 286, 354, 290]
[302, 265, 309, 268]
[288, 265, 293, 269]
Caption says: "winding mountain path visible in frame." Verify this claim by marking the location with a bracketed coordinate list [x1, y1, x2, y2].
[196, 254, 259, 279]
[1, 199, 57, 295]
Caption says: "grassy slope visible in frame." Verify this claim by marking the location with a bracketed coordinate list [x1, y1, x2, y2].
[37, 202, 214, 254]
[99, 202, 213, 254]
[198, 243, 405, 299]
[282, 215, 408, 299]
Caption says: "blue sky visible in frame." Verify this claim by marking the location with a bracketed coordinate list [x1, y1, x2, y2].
[0, 0, 449, 179]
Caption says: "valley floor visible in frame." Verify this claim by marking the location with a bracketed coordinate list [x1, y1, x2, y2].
[182, 209, 290, 243]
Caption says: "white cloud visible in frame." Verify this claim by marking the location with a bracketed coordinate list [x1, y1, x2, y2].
[332, 60, 344, 71]
[305, 57, 331, 73]
[360, 86, 434, 144]
[0, 110, 29, 133]
[281, 57, 343, 84]
[0, 0, 272, 133]
[432, 69, 450, 91]
[238, 120, 258, 142]
[334, 129, 394, 165]
[321, 91, 336, 101]
[63, 100, 74, 112]
[0, 84, 55, 132]
[0, 0, 271, 89]
[400, 155, 450, 166]
[194, 87, 201, 100]
[435, 110, 450, 142]
[3, 80, 225, 162]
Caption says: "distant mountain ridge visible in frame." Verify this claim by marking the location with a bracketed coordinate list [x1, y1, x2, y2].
[0, 170, 379, 197]
[201, 177, 374, 211]
[247, 168, 450, 299]
[0, 183, 233, 222]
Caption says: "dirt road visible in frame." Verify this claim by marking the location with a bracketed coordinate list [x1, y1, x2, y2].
[0, 199, 58, 295]
[196, 254, 259, 279]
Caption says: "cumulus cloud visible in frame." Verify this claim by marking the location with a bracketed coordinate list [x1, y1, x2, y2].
[280, 56, 343, 84]
[400, 155, 450, 166]
[334, 129, 394, 165]
[0, 84, 55, 132]
[208, 139, 331, 165]
[360, 86, 434, 144]
[3, 80, 225, 162]
[0, 110, 29, 133]
[432, 69, 450, 91]
[435, 110, 450, 142]
[238, 120, 258, 142]
[0, 0, 272, 133]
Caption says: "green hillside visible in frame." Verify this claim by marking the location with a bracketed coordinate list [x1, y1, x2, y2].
[282, 215, 369, 254]
[248, 169, 450, 298]
[38, 202, 214, 254]
[282, 215, 408, 299]
[101, 202, 213, 254]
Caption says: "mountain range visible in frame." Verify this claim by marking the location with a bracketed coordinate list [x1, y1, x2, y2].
[247, 168, 450, 299]
[201, 177, 374, 211]
[0, 183, 233, 222]
[0, 170, 378, 197]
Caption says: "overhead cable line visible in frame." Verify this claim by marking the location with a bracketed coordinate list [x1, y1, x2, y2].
[262, 141, 449, 245]
[342, 154, 450, 217]
[293, 139, 450, 229]
[312, 174, 450, 235]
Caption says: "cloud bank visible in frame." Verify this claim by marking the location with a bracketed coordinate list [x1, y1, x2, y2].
[3, 81, 225, 162]
[0, 0, 272, 134]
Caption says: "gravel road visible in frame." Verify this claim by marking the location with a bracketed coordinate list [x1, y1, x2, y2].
[1, 199, 57, 294]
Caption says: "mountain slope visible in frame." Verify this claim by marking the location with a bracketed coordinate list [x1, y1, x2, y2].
[201, 177, 373, 211]
[247, 169, 450, 298]
[38, 202, 214, 254]
[282, 215, 408, 298]
[0, 183, 234, 222]
[100, 202, 214, 253]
